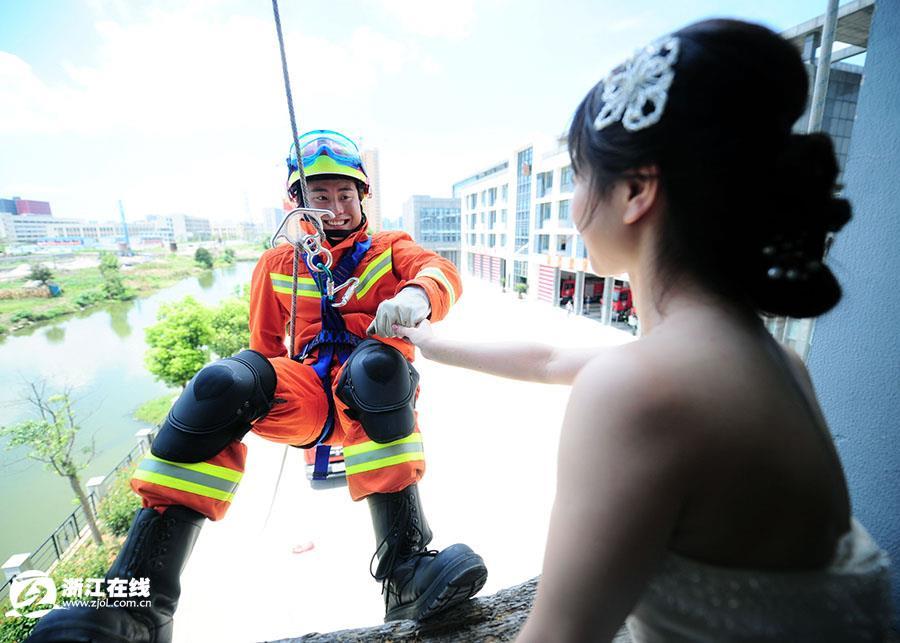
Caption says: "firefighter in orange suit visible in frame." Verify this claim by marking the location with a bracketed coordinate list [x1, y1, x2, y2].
[28, 130, 487, 643]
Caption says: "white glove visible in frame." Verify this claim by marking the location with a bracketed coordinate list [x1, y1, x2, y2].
[367, 286, 431, 338]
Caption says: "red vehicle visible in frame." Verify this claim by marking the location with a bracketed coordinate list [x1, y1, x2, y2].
[559, 279, 632, 320]
[610, 285, 633, 322]
[559, 279, 603, 305]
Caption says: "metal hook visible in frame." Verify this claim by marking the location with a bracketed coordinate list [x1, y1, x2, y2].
[330, 277, 359, 308]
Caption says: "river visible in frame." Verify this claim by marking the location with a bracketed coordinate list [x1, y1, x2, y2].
[0, 261, 255, 566]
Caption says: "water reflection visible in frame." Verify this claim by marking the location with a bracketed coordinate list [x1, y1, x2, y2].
[108, 302, 133, 338]
[197, 270, 215, 289]
[44, 325, 66, 344]
[0, 261, 255, 563]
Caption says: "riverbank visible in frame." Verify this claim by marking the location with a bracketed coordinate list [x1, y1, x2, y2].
[0, 244, 261, 335]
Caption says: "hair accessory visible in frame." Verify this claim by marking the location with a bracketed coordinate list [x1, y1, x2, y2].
[593, 36, 680, 133]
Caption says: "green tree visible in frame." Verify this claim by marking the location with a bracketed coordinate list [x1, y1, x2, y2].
[208, 297, 250, 358]
[0, 383, 104, 547]
[222, 248, 235, 264]
[29, 263, 53, 285]
[194, 247, 213, 269]
[98, 251, 127, 300]
[145, 296, 211, 388]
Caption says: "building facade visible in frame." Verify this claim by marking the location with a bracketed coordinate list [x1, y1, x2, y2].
[453, 139, 627, 323]
[402, 195, 461, 268]
[361, 148, 383, 232]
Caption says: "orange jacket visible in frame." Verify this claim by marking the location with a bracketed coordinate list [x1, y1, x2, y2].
[249, 227, 462, 362]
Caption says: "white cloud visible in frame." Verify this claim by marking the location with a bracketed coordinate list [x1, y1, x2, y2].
[375, 0, 477, 40]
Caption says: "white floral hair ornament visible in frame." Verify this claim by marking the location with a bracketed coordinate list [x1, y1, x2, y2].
[593, 36, 681, 132]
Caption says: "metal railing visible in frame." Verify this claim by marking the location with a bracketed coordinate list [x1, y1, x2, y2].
[0, 430, 155, 605]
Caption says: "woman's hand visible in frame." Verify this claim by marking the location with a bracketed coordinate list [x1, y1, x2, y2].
[392, 319, 435, 353]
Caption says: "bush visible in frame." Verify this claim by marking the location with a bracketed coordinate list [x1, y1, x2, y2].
[98, 468, 141, 537]
[222, 248, 235, 264]
[0, 538, 120, 641]
[194, 247, 213, 269]
[74, 289, 105, 307]
[29, 263, 53, 284]
[133, 395, 175, 426]
[0, 607, 36, 642]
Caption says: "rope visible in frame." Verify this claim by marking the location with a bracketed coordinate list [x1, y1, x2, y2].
[268, 0, 308, 518]
[271, 0, 309, 209]
[271, 0, 309, 360]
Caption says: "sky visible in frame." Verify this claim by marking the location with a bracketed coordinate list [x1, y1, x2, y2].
[0, 0, 841, 226]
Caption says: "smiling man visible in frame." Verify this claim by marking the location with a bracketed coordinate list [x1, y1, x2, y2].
[26, 130, 487, 643]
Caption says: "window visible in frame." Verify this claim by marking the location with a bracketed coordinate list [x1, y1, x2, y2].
[469, 233, 476, 245]
[481, 190, 487, 205]
[489, 210, 497, 228]
[535, 234, 550, 254]
[536, 171, 554, 198]
[488, 187, 497, 206]
[560, 166, 574, 192]
[501, 184, 509, 202]
[469, 213, 477, 229]
[480, 234, 485, 246]
[500, 209, 507, 225]
[557, 235, 570, 253]
[499, 233, 506, 247]
[467, 193, 478, 209]
[537, 202, 552, 228]
[558, 199, 571, 226]
[576, 236, 588, 258]
[488, 234, 496, 248]
[480, 212, 486, 225]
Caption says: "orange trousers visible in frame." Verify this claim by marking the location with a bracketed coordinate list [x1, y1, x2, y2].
[133, 351, 426, 521]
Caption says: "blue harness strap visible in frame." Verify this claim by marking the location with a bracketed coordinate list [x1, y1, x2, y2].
[296, 236, 372, 480]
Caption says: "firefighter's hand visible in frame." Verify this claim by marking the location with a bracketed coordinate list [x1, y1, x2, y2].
[367, 286, 431, 338]
[393, 319, 434, 348]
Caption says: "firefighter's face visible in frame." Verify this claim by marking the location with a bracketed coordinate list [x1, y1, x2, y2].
[306, 178, 363, 231]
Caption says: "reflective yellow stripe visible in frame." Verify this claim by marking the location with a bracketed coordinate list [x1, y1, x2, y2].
[270, 272, 320, 297]
[343, 433, 423, 457]
[269, 272, 316, 284]
[345, 451, 425, 476]
[356, 248, 393, 299]
[416, 267, 457, 306]
[272, 285, 321, 297]
[132, 469, 235, 502]
[144, 453, 243, 483]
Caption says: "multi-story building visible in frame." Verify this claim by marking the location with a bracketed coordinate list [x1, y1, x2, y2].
[453, 6, 869, 327]
[261, 207, 284, 236]
[361, 148, 383, 232]
[402, 195, 461, 268]
[453, 139, 622, 319]
[170, 213, 212, 242]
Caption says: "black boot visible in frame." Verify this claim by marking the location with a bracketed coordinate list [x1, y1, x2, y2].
[368, 484, 488, 622]
[28, 505, 204, 643]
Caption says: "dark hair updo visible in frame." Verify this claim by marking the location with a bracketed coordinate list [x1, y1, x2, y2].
[569, 19, 852, 318]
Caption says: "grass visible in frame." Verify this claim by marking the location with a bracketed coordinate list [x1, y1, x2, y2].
[133, 394, 177, 426]
[0, 247, 260, 335]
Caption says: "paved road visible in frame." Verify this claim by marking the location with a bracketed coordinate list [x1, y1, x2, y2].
[175, 277, 634, 642]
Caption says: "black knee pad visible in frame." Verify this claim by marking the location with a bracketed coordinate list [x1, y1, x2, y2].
[152, 350, 277, 463]
[336, 339, 419, 444]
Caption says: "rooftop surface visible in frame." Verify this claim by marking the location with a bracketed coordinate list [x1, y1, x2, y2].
[174, 277, 633, 642]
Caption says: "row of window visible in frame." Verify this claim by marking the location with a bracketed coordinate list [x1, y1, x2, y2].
[463, 164, 574, 213]
[465, 185, 510, 210]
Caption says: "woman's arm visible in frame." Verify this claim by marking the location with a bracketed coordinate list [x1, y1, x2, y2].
[394, 320, 608, 385]
[517, 353, 693, 642]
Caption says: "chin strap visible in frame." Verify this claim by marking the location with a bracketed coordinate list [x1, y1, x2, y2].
[325, 213, 368, 245]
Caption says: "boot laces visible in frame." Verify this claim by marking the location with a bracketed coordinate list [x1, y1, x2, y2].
[368, 492, 431, 590]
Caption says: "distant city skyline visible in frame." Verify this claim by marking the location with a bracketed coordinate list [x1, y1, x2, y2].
[1, 1, 852, 225]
